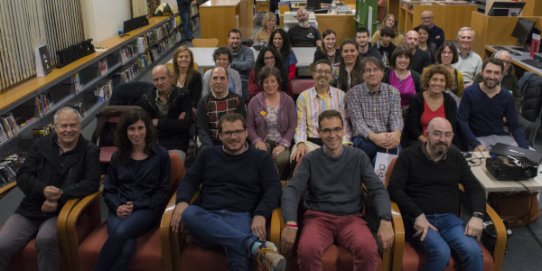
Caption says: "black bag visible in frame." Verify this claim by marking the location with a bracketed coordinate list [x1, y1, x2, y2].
[518, 72, 542, 122]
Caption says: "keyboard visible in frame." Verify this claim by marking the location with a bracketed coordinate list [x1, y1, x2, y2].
[521, 59, 542, 69]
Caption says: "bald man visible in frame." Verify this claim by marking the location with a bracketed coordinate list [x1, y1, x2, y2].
[405, 30, 433, 74]
[137, 65, 192, 160]
[287, 8, 322, 47]
[421, 10, 445, 48]
[389, 117, 485, 271]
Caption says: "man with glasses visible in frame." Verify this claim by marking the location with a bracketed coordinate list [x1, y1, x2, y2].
[457, 57, 528, 151]
[281, 110, 394, 271]
[421, 10, 445, 48]
[389, 117, 485, 271]
[291, 59, 350, 163]
[172, 113, 285, 271]
[347, 57, 403, 163]
[197, 66, 246, 148]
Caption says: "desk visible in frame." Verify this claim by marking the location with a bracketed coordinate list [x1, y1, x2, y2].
[469, 153, 542, 196]
[485, 45, 542, 77]
[281, 9, 356, 44]
[199, 0, 253, 46]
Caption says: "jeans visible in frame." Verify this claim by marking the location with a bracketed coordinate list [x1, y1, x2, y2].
[182, 205, 259, 271]
[0, 214, 58, 271]
[352, 135, 399, 165]
[406, 213, 483, 271]
[176, 0, 192, 41]
[95, 209, 160, 271]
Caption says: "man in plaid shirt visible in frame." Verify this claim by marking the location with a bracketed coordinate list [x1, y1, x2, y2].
[346, 57, 403, 163]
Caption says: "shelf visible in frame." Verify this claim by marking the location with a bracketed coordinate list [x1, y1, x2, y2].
[0, 16, 175, 113]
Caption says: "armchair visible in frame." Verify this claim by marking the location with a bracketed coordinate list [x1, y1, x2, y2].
[161, 192, 281, 271]
[384, 158, 508, 271]
[268, 198, 393, 271]
[0, 181, 80, 271]
[64, 151, 185, 271]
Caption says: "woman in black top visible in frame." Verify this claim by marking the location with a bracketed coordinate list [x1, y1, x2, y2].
[313, 29, 341, 66]
[173, 46, 202, 108]
[334, 39, 363, 92]
[95, 109, 170, 271]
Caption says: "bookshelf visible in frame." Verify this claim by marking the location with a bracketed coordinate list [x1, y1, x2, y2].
[0, 16, 182, 159]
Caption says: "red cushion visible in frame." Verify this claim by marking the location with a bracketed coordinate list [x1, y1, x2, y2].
[99, 146, 117, 163]
[179, 244, 228, 271]
[402, 241, 494, 271]
[78, 224, 162, 271]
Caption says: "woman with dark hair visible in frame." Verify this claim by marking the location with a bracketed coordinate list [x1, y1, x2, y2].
[247, 67, 296, 179]
[404, 64, 460, 148]
[248, 46, 290, 98]
[435, 42, 464, 97]
[383, 46, 421, 108]
[201, 47, 243, 98]
[414, 24, 437, 63]
[172, 46, 202, 108]
[95, 108, 170, 270]
[268, 29, 297, 80]
[334, 39, 363, 92]
[313, 29, 341, 66]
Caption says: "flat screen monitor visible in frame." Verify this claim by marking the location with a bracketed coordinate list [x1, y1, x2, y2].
[488, 1, 525, 16]
[306, 0, 321, 11]
[512, 18, 536, 47]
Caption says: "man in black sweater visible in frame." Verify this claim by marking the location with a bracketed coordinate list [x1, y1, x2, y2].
[171, 113, 285, 271]
[388, 117, 485, 271]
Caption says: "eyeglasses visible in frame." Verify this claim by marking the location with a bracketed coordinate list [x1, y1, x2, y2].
[320, 127, 343, 135]
[315, 69, 332, 75]
[422, 16, 433, 19]
[430, 130, 454, 139]
[221, 129, 246, 137]
[363, 68, 381, 74]
[264, 57, 275, 61]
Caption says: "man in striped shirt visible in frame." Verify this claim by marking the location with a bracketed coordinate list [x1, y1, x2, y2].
[291, 60, 351, 162]
[346, 57, 403, 163]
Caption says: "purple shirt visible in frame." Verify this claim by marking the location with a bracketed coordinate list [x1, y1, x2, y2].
[389, 70, 416, 107]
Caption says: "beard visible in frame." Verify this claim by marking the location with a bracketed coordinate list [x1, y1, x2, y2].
[299, 21, 309, 28]
[483, 77, 500, 89]
[430, 142, 449, 156]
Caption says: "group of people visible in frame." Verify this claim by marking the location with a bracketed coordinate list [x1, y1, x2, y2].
[0, 6, 531, 271]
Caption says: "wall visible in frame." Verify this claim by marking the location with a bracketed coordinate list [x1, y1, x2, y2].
[80, 0, 131, 43]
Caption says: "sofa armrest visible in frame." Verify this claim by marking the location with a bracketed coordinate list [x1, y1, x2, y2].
[160, 192, 178, 271]
[270, 208, 283, 245]
[485, 202, 507, 271]
[65, 188, 103, 271]
[57, 197, 82, 271]
[0, 181, 17, 199]
[390, 202, 404, 271]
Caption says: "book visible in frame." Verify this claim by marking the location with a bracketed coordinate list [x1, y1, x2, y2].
[35, 45, 53, 77]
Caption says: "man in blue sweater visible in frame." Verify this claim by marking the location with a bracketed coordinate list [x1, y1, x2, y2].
[171, 113, 285, 271]
[281, 110, 394, 271]
[457, 57, 529, 151]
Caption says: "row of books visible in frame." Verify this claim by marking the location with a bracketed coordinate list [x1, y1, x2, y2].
[0, 154, 20, 186]
[95, 80, 113, 103]
[120, 44, 140, 64]
[0, 113, 20, 144]
[35, 93, 55, 117]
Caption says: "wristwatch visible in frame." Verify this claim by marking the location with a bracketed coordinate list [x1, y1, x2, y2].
[472, 212, 485, 219]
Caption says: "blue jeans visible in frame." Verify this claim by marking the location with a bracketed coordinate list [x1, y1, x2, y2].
[95, 209, 160, 271]
[352, 135, 399, 165]
[179, 10, 192, 40]
[407, 213, 483, 271]
[182, 205, 259, 271]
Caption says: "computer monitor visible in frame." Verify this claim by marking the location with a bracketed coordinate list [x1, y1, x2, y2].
[306, 0, 321, 11]
[487, 1, 525, 16]
[512, 18, 536, 48]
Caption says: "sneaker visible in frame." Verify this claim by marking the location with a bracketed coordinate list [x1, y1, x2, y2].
[257, 241, 286, 271]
